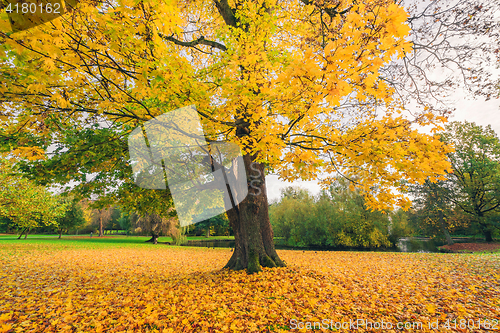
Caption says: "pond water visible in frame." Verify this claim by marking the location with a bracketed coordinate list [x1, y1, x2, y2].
[182, 237, 463, 253]
[396, 237, 440, 253]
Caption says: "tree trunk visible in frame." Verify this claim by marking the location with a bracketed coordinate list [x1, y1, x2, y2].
[99, 211, 103, 237]
[58, 229, 62, 239]
[145, 234, 158, 244]
[477, 214, 493, 242]
[484, 229, 493, 242]
[206, 227, 210, 238]
[17, 228, 26, 239]
[24, 228, 30, 239]
[438, 210, 454, 245]
[224, 155, 285, 274]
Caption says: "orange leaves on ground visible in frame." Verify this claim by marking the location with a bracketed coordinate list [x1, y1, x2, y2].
[0, 244, 498, 332]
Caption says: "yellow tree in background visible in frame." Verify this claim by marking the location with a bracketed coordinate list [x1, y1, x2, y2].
[0, 0, 452, 272]
[0, 161, 68, 238]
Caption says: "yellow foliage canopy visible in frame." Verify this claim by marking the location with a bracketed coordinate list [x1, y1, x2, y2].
[0, 0, 451, 210]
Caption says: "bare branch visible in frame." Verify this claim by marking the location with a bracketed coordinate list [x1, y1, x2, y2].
[160, 34, 227, 51]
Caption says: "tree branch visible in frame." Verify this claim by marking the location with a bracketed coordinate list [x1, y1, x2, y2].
[160, 34, 227, 51]
[213, 0, 237, 27]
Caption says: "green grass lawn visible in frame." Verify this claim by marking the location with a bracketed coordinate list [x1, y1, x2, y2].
[0, 234, 235, 250]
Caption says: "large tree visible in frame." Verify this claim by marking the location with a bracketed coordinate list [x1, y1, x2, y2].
[1, 0, 497, 272]
[131, 211, 181, 244]
[409, 178, 456, 245]
[440, 121, 500, 242]
[191, 209, 230, 237]
[54, 197, 86, 238]
[0, 160, 68, 238]
[90, 207, 111, 237]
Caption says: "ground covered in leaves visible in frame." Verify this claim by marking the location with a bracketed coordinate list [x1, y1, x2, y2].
[0, 239, 499, 332]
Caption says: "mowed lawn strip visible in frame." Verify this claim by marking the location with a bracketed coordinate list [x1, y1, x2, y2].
[0, 239, 498, 332]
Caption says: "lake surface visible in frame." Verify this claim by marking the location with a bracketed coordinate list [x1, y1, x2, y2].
[182, 237, 464, 253]
[396, 237, 440, 253]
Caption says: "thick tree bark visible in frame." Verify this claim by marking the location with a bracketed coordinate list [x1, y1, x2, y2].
[212, 0, 283, 274]
[438, 210, 454, 245]
[24, 228, 30, 239]
[224, 154, 285, 274]
[58, 229, 62, 239]
[206, 228, 210, 238]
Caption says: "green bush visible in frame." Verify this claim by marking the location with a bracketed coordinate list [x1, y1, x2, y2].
[388, 209, 414, 244]
[270, 182, 392, 249]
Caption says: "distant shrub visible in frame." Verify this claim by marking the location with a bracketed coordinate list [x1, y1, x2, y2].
[270, 183, 392, 249]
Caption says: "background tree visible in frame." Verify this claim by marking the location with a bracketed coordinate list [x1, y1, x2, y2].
[440, 121, 500, 241]
[117, 211, 133, 235]
[279, 186, 312, 201]
[131, 212, 181, 245]
[0, 216, 12, 233]
[104, 206, 121, 234]
[409, 179, 456, 245]
[90, 207, 112, 237]
[77, 198, 96, 234]
[54, 197, 86, 238]
[270, 181, 392, 248]
[323, 179, 392, 248]
[191, 210, 231, 238]
[3, 0, 498, 272]
[0, 160, 68, 238]
[388, 208, 414, 244]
